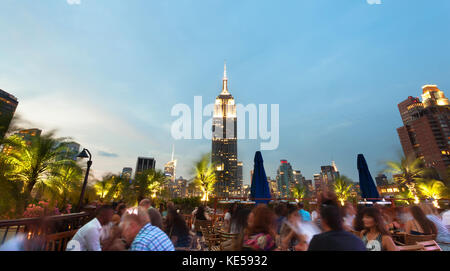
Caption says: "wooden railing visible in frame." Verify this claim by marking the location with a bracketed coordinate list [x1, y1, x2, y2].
[0, 212, 92, 246]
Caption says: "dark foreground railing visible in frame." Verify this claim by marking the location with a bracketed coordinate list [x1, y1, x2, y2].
[0, 212, 92, 247]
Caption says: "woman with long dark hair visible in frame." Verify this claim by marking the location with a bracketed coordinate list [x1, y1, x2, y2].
[192, 205, 211, 236]
[360, 207, 398, 251]
[353, 205, 366, 232]
[165, 209, 191, 248]
[194, 205, 210, 221]
[229, 206, 250, 234]
[405, 205, 437, 236]
[241, 204, 277, 251]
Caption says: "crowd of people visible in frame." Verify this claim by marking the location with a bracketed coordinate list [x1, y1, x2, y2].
[74, 192, 450, 251]
[1, 191, 449, 251]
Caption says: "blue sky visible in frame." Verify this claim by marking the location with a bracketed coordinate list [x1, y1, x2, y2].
[1, 0, 450, 185]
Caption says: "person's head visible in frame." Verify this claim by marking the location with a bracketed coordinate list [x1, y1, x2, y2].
[320, 204, 343, 232]
[274, 203, 287, 218]
[287, 205, 300, 223]
[167, 201, 175, 212]
[318, 191, 340, 208]
[228, 203, 238, 214]
[361, 207, 389, 236]
[166, 208, 189, 235]
[233, 208, 252, 233]
[148, 208, 163, 230]
[196, 205, 207, 220]
[116, 203, 127, 217]
[409, 205, 437, 235]
[120, 207, 150, 245]
[139, 198, 152, 209]
[96, 205, 114, 226]
[297, 202, 304, 210]
[246, 204, 276, 236]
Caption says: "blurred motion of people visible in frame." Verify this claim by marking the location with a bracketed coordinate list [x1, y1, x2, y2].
[120, 207, 174, 251]
[241, 204, 277, 251]
[66, 205, 114, 251]
[308, 200, 366, 251]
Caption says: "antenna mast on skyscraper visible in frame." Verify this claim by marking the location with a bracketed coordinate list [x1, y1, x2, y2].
[171, 144, 175, 162]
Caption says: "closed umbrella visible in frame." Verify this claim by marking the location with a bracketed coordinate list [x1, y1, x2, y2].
[357, 154, 380, 200]
[250, 151, 271, 205]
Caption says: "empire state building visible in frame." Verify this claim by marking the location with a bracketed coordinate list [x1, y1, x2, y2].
[212, 63, 238, 198]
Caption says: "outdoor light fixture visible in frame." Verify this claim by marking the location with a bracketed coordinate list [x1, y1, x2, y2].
[375, 198, 391, 205]
[358, 199, 374, 205]
[76, 148, 92, 212]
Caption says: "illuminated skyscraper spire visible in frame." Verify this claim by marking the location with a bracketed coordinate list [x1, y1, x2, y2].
[171, 144, 175, 162]
[221, 61, 229, 95]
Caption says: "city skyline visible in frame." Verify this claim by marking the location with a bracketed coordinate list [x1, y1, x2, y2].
[1, 1, 450, 185]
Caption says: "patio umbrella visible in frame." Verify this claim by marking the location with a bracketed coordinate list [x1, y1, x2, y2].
[250, 151, 271, 205]
[357, 154, 380, 200]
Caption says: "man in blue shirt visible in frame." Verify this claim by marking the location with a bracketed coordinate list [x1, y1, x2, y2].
[121, 207, 174, 251]
[298, 203, 312, 222]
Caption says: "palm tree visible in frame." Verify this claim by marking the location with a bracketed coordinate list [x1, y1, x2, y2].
[193, 153, 216, 203]
[291, 184, 306, 201]
[385, 156, 428, 203]
[133, 169, 167, 202]
[0, 154, 26, 218]
[395, 188, 415, 206]
[417, 180, 448, 208]
[94, 176, 113, 201]
[5, 132, 73, 206]
[333, 176, 354, 206]
[34, 161, 84, 209]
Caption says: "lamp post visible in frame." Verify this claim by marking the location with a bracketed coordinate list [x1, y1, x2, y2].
[77, 148, 92, 212]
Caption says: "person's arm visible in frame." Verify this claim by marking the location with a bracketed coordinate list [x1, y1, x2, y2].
[382, 235, 399, 251]
[85, 227, 102, 251]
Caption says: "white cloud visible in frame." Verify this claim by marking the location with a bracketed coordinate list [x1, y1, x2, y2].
[15, 91, 157, 179]
[367, 0, 382, 4]
[67, 0, 81, 5]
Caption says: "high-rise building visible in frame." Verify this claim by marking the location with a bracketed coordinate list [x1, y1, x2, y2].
[293, 170, 305, 185]
[0, 89, 19, 139]
[187, 180, 203, 198]
[319, 165, 340, 190]
[375, 173, 389, 186]
[212, 63, 238, 198]
[164, 145, 177, 182]
[397, 85, 450, 177]
[175, 177, 188, 198]
[313, 174, 322, 194]
[17, 128, 41, 145]
[267, 177, 279, 198]
[276, 160, 294, 198]
[122, 167, 133, 179]
[135, 157, 156, 176]
[56, 142, 80, 161]
[2, 128, 42, 155]
[302, 179, 314, 196]
[236, 161, 243, 196]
